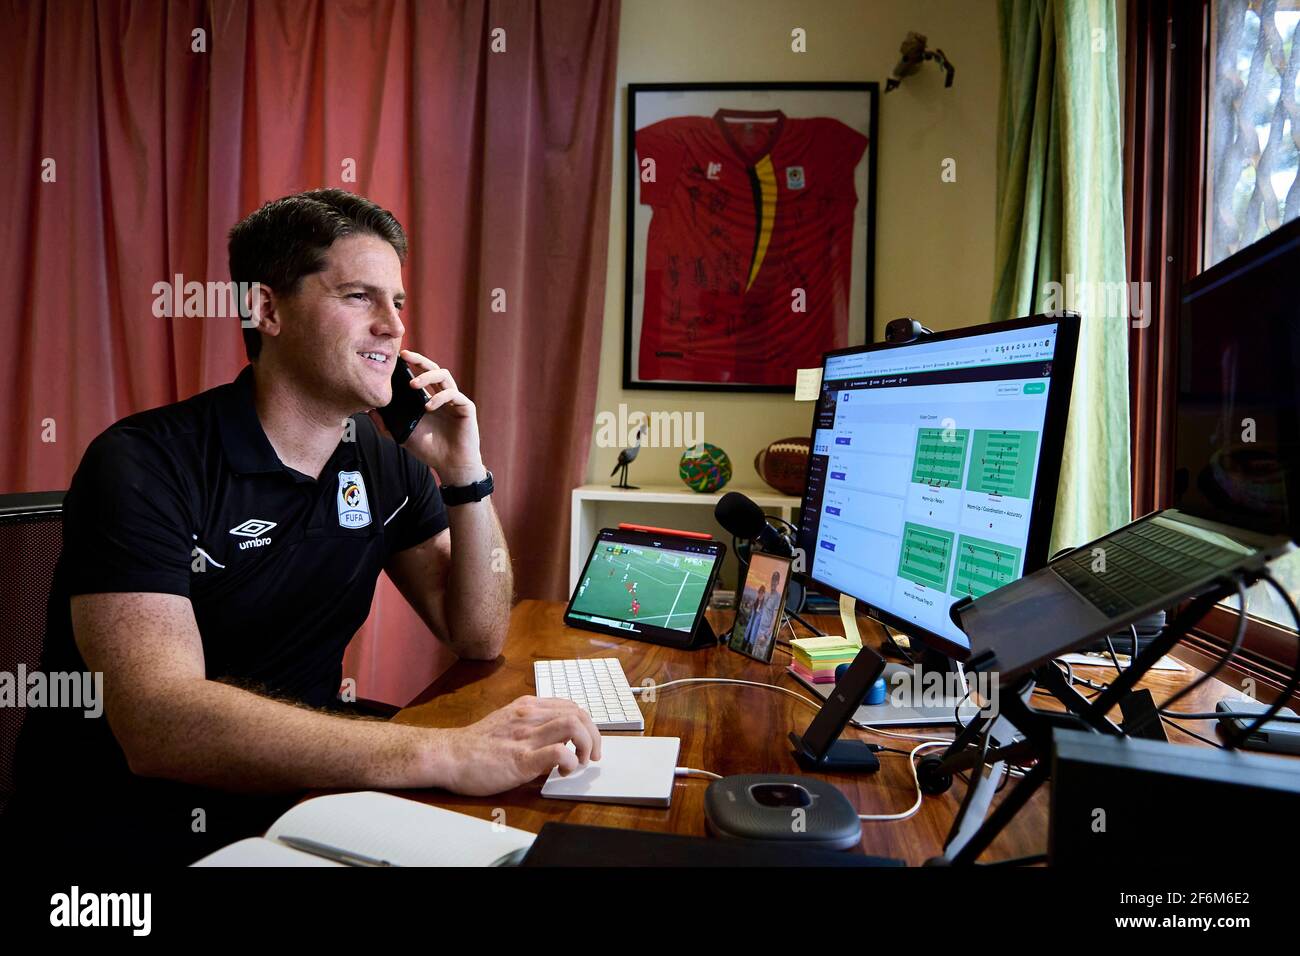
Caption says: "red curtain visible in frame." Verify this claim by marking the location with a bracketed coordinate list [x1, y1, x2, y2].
[0, 0, 620, 705]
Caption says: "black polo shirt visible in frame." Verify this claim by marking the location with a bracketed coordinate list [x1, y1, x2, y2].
[11, 365, 447, 863]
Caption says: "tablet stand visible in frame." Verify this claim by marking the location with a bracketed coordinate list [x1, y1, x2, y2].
[688, 614, 719, 649]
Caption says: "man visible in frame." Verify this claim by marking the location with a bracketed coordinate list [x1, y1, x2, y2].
[748, 570, 785, 661]
[742, 585, 768, 653]
[10, 189, 600, 864]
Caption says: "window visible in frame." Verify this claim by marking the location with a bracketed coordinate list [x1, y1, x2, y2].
[1127, 0, 1297, 697]
[1205, 0, 1300, 268]
[1205, 0, 1300, 632]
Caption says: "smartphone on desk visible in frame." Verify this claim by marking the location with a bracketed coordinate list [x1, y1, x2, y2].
[376, 355, 431, 444]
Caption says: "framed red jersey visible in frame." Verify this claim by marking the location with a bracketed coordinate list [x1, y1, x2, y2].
[624, 83, 877, 391]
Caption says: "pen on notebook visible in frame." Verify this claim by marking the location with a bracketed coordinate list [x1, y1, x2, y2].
[277, 835, 399, 867]
[489, 846, 530, 867]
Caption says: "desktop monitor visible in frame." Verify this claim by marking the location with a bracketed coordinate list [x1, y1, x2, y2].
[796, 313, 1079, 661]
[1174, 216, 1300, 543]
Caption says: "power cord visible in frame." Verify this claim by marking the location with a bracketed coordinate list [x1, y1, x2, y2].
[675, 767, 721, 780]
[631, 676, 825, 714]
[1159, 715, 1226, 748]
[788, 610, 828, 637]
[1123, 575, 1249, 739]
[1104, 632, 1126, 672]
[632, 676, 954, 743]
[1160, 709, 1300, 723]
[637, 680, 974, 824]
[857, 741, 950, 822]
[1222, 571, 1300, 749]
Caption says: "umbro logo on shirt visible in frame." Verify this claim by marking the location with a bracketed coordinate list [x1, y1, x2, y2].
[229, 518, 276, 550]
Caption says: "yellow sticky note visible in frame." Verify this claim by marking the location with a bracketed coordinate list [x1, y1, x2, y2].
[794, 367, 823, 401]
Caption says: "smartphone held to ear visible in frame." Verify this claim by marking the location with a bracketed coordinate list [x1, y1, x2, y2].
[377, 355, 431, 444]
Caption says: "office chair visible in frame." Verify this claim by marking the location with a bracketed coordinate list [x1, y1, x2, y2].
[0, 491, 66, 817]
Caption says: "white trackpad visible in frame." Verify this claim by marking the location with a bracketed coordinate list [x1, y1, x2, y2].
[541, 736, 681, 807]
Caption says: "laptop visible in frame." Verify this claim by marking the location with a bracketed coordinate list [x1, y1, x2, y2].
[957, 509, 1292, 680]
[959, 219, 1300, 681]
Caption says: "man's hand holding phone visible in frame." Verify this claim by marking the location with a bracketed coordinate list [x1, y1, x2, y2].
[370, 348, 485, 485]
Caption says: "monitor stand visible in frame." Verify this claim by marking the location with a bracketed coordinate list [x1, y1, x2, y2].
[788, 642, 981, 728]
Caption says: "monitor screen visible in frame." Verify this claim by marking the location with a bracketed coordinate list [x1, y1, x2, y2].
[796, 314, 1078, 658]
[1174, 218, 1300, 541]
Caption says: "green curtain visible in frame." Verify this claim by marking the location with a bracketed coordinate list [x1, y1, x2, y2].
[992, 0, 1131, 555]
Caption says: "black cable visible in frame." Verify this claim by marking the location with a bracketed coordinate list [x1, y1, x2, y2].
[882, 628, 916, 665]
[1161, 710, 1300, 723]
[1047, 657, 1109, 693]
[1224, 571, 1300, 749]
[788, 610, 826, 637]
[984, 853, 1048, 867]
[995, 758, 1014, 792]
[1160, 715, 1225, 749]
[1104, 633, 1125, 672]
[1132, 576, 1249, 737]
[976, 722, 993, 772]
[767, 514, 798, 536]
[954, 689, 974, 730]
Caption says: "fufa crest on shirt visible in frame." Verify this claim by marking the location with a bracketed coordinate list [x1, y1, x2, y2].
[336, 471, 372, 529]
[785, 166, 806, 190]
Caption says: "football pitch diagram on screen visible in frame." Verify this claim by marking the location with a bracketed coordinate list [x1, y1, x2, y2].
[897, 522, 955, 591]
[951, 534, 1023, 599]
[910, 427, 970, 488]
[967, 429, 1039, 498]
[572, 544, 713, 631]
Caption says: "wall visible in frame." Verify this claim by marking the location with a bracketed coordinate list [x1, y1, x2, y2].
[587, 0, 1002, 493]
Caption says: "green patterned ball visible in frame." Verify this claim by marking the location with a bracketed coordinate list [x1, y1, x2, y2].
[679, 443, 732, 493]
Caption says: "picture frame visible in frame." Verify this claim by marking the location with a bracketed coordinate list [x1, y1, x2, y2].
[623, 81, 878, 393]
[728, 551, 794, 663]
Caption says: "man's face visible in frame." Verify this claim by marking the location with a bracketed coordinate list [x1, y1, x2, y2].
[268, 232, 406, 412]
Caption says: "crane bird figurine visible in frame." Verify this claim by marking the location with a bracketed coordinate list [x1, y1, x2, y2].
[610, 423, 648, 489]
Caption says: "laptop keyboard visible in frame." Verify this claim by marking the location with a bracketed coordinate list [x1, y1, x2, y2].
[1052, 519, 1247, 618]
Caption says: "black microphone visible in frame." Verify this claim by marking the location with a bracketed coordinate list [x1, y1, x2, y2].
[715, 491, 793, 557]
[716, 491, 815, 623]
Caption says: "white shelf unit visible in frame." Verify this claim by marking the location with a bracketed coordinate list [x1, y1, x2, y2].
[569, 483, 802, 593]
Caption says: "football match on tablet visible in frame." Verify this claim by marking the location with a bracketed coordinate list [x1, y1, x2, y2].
[572, 545, 713, 632]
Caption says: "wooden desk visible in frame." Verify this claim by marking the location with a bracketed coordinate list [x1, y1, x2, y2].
[387, 599, 1252, 865]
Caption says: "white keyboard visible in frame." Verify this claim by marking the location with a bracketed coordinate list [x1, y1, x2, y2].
[532, 658, 644, 731]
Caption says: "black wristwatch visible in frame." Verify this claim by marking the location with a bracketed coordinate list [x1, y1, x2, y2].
[441, 469, 494, 506]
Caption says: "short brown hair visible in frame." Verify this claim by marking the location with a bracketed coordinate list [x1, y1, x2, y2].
[227, 189, 407, 360]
